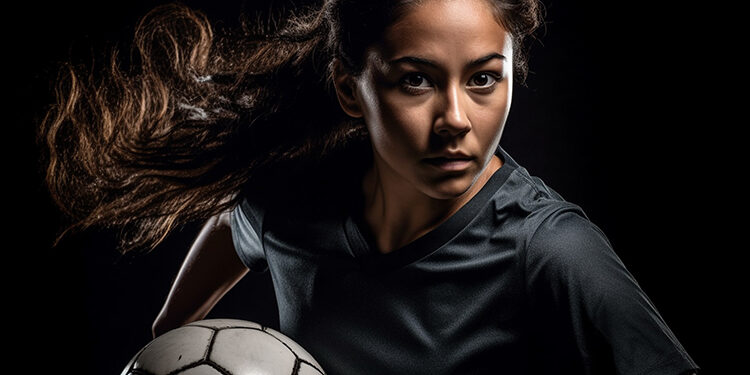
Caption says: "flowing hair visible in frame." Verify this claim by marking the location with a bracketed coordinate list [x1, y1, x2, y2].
[39, 0, 543, 253]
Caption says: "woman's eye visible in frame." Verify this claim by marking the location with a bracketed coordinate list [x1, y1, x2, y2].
[401, 73, 432, 88]
[468, 73, 498, 88]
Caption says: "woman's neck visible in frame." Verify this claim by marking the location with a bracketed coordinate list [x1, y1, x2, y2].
[361, 152, 502, 255]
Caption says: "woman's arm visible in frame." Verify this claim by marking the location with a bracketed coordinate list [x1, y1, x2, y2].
[524, 208, 701, 375]
[152, 211, 249, 337]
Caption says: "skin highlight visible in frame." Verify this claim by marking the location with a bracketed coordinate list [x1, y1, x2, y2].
[334, 0, 514, 254]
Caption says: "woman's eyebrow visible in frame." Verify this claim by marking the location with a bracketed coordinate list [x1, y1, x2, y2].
[388, 53, 506, 68]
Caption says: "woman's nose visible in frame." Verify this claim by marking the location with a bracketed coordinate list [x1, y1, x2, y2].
[433, 83, 471, 137]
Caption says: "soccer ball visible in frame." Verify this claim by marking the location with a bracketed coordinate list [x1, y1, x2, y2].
[121, 319, 325, 375]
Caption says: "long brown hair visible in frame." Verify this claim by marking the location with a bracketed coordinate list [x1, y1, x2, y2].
[39, 0, 543, 253]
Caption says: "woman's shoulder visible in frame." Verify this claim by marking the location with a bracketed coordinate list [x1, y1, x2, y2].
[493, 158, 612, 269]
[486, 165, 611, 281]
[489, 150, 596, 249]
[493, 153, 584, 219]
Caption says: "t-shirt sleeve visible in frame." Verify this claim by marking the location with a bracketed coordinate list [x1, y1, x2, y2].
[229, 197, 268, 273]
[524, 207, 701, 375]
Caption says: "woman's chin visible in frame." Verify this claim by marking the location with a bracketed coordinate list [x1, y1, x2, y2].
[423, 176, 476, 200]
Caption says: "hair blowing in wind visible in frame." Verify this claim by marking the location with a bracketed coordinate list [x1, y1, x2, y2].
[38, 0, 542, 253]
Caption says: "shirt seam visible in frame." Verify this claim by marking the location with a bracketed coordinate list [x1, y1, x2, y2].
[519, 188, 562, 318]
[517, 166, 561, 299]
[239, 198, 268, 272]
[245, 199, 267, 260]
[513, 168, 544, 198]
[521, 206, 558, 299]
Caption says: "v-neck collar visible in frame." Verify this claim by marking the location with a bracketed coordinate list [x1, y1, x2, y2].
[343, 144, 517, 273]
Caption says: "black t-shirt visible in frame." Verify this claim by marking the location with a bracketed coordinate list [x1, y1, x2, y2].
[230, 143, 701, 375]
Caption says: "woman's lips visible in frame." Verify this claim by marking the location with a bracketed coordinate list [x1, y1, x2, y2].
[424, 157, 474, 171]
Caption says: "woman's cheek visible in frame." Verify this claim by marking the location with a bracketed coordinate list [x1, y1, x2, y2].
[379, 95, 429, 147]
[478, 91, 510, 128]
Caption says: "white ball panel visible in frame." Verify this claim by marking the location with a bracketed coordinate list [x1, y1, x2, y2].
[297, 362, 326, 375]
[187, 318, 263, 331]
[264, 327, 325, 371]
[177, 364, 224, 375]
[134, 326, 213, 374]
[211, 328, 296, 374]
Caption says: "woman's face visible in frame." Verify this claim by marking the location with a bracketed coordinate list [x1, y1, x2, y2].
[343, 0, 513, 199]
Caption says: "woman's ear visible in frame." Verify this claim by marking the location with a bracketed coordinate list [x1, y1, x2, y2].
[332, 59, 364, 118]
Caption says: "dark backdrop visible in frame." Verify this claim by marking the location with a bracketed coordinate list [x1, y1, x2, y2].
[11, 0, 722, 373]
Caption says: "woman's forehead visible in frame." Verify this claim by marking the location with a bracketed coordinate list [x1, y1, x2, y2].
[372, 0, 512, 64]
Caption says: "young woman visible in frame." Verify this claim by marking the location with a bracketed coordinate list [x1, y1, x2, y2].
[41, 0, 701, 374]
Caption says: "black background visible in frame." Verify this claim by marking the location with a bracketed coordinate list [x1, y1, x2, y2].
[11, 0, 724, 373]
